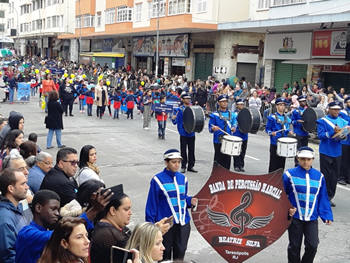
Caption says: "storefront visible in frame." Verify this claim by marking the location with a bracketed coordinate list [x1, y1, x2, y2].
[132, 34, 189, 75]
[264, 32, 312, 92]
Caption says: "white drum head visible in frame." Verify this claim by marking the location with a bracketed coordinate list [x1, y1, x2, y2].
[278, 137, 297, 143]
[223, 135, 243, 142]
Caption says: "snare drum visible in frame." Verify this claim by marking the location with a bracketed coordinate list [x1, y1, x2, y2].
[277, 137, 297, 158]
[220, 135, 243, 156]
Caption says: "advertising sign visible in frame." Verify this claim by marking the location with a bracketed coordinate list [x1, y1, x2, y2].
[192, 165, 291, 262]
[312, 30, 347, 58]
[133, 34, 189, 57]
[264, 32, 312, 60]
[17, 83, 30, 102]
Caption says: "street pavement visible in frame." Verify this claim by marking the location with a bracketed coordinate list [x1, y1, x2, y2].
[1, 97, 349, 263]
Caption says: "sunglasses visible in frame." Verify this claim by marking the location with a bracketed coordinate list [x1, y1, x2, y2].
[62, 160, 79, 166]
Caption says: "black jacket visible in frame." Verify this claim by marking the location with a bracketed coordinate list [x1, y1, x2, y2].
[45, 100, 63, 130]
[40, 165, 78, 206]
[59, 83, 76, 102]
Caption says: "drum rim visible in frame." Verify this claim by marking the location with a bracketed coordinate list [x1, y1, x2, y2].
[277, 137, 297, 143]
[222, 135, 243, 141]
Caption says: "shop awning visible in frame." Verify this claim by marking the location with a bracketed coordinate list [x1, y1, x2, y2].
[80, 52, 124, 58]
[282, 59, 348, 65]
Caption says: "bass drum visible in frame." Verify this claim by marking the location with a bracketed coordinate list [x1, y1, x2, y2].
[237, 107, 261, 134]
[302, 108, 325, 133]
[183, 106, 205, 133]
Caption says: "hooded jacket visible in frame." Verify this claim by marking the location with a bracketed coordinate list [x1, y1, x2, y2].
[0, 197, 28, 263]
[0, 112, 24, 148]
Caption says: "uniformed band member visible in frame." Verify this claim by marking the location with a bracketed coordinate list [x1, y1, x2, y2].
[283, 146, 333, 263]
[232, 99, 248, 172]
[208, 95, 237, 170]
[172, 93, 197, 173]
[338, 97, 350, 185]
[291, 95, 309, 166]
[145, 149, 198, 261]
[265, 98, 293, 173]
[317, 101, 349, 207]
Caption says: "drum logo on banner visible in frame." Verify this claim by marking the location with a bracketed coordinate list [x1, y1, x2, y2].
[192, 166, 291, 262]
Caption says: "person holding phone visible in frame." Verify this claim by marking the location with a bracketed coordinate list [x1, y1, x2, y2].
[145, 149, 198, 261]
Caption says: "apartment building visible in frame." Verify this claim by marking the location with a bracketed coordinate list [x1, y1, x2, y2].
[220, 0, 350, 92]
[0, 0, 12, 48]
[58, 0, 264, 80]
[7, 0, 75, 58]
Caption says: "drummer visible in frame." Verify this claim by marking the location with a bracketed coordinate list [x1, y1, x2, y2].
[317, 101, 349, 207]
[339, 97, 350, 185]
[265, 97, 294, 173]
[172, 93, 198, 173]
[291, 95, 309, 166]
[208, 94, 237, 170]
[232, 99, 248, 172]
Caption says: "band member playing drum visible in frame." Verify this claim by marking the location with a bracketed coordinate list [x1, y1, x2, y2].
[291, 95, 309, 166]
[208, 95, 237, 170]
[266, 98, 294, 173]
[232, 99, 248, 172]
[283, 146, 333, 263]
[317, 101, 349, 207]
[339, 97, 350, 185]
[172, 93, 198, 173]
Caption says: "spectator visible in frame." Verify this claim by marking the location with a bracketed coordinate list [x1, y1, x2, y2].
[248, 90, 262, 109]
[28, 132, 41, 153]
[1, 129, 25, 159]
[19, 140, 38, 168]
[27, 152, 53, 194]
[0, 168, 29, 263]
[76, 145, 103, 186]
[0, 111, 24, 149]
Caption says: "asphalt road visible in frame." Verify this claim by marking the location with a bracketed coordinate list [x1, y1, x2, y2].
[1, 97, 349, 263]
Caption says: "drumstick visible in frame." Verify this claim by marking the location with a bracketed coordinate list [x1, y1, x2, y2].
[210, 124, 230, 136]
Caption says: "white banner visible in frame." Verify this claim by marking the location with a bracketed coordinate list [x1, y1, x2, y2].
[264, 32, 312, 60]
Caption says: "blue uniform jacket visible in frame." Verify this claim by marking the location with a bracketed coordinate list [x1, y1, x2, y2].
[145, 168, 192, 226]
[317, 115, 348, 157]
[265, 112, 291, 145]
[208, 110, 237, 144]
[0, 199, 28, 263]
[283, 166, 333, 222]
[340, 108, 350, 146]
[233, 109, 248, 141]
[291, 107, 308, 137]
[172, 105, 195, 137]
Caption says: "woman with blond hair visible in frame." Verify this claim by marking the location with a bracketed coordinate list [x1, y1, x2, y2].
[126, 222, 165, 263]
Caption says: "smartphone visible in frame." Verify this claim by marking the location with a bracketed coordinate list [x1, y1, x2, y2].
[111, 246, 133, 263]
[101, 184, 123, 196]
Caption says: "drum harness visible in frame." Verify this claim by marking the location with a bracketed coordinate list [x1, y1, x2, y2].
[274, 113, 287, 131]
[218, 110, 232, 142]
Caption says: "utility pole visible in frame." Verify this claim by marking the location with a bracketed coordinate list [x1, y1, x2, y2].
[155, 0, 160, 76]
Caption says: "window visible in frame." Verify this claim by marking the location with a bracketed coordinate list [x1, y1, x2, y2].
[47, 17, 51, 28]
[117, 6, 132, 22]
[258, 0, 270, 9]
[96, 12, 101, 26]
[150, 0, 166, 18]
[271, 0, 305, 7]
[168, 0, 190, 15]
[196, 0, 207, 12]
[75, 16, 81, 28]
[135, 3, 142, 22]
[0, 10, 4, 18]
[105, 8, 116, 24]
[82, 14, 94, 27]
[0, 24, 4, 32]
[32, 0, 43, 10]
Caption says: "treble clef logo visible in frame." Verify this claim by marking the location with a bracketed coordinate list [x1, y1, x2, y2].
[206, 191, 274, 236]
[230, 192, 252, 235]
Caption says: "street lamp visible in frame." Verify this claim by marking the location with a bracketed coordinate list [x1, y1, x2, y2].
[155, 0, 160, 76]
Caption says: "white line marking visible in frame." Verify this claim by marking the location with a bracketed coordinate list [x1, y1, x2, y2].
[166, 128, 178, 133]
[337, 185, 350, 192]
[246, 155, 260, 161]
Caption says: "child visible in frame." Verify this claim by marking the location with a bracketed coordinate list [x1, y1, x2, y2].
[28, 132, 41, 153]
[155, 95, 168, 139]
[125, 90, 136, 120]
[78, 83, 88, 113]
[86, 85, 95, 116]
[112, 91, 122, 119]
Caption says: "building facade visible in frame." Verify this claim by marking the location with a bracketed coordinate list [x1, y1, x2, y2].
[56, 0, 264, 81]
[6, 0, 75, 58]
[0, 0, 12, 48]
[220, 0, 350, 92]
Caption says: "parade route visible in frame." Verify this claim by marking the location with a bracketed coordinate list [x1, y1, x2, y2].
[1, 98, 349, 263]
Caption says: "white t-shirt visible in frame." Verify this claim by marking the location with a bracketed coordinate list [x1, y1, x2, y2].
[77, 167, 104, 186]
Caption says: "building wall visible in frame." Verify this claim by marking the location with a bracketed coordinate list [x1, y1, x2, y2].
[0, 3, 8, 38]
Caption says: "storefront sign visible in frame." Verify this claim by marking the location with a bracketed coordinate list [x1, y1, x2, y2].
[312, 30, 346, 58]
[133, 34, 189, 57]
[192, 165, 291, 262]
[264, 32, 312, 60]
[323, 64, 350, 73]
[172, 58, 185, 66]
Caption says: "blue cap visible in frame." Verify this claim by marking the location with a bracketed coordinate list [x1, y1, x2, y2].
[275, 98, 287, 105]
[236, 99, 244, 104]
[164, 149, 182, 160]
[298, 95, 307, 102]
[328, 101, 343, 110]
[218, 95, 228, 102]
[344, 97, 350, 103]
[297, 146, 315, 158]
